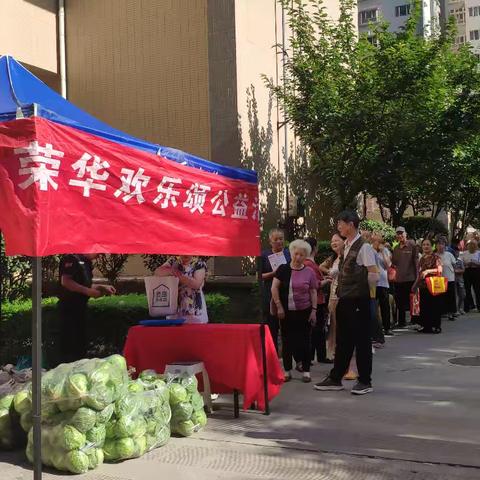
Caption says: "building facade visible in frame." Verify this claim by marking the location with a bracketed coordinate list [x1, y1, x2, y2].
[445, 0, 480, 55]
[357, 0, 441, 36]
[0, 0, 346, 277]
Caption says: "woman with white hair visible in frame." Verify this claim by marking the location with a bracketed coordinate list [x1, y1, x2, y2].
[271, 239, 318, 383]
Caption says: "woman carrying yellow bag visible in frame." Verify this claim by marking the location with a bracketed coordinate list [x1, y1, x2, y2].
[412, 238, 444, 334]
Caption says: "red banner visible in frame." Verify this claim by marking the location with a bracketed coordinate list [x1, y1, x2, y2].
[0, 117, 260, 257]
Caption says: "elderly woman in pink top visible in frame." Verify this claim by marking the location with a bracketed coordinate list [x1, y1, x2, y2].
[271, 239, 318, 383]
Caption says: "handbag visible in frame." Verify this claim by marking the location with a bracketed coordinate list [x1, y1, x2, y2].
[410, 291, 420, 316]
[425, 276, 448, 296]
[387, 266, 397, 282]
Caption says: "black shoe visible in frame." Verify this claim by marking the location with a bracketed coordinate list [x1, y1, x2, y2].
[448, 315, 455, 321]
[433, 327, 442, 334]
[314, 376, 344, 391]
[302, 376, 312, 383]
[397, 324, 407, 329]
[351, 381, 373, 395]
[384, 330, 394, 337]
[418, 327, 433, 333]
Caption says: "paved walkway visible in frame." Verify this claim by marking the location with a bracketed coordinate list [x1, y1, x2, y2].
[2, 313, 480, 479]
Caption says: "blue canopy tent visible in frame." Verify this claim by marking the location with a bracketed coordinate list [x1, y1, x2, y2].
[0, 55, 261, 479]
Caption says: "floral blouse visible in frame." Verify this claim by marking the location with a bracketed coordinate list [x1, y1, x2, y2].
[166, 257, 208, 323]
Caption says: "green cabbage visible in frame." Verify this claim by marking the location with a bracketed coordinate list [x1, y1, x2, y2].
[61, 425, 86, 450]
[70, 407, 97, 433]
[191, 409, 207, 428]
[87, 447, 104, 469]
[20, 412, 32, 432]
[96, 404, 115, 424]
[172, 420, 195, 437]
[190, 392, 204, 412]
[65, 449, 89, 474]
[102, 439, 117, 461]
[115, 437, 135, 459]
[13, 390, 31, 415]
[0, 394, 14, 410]
[114, 416, 136, 439]
[133, 435, 147, 457]
[86, 424, 106, 446]
[171, 402, 193, 423]
[51, 450, 67, 471]
[168, 384, 188, 405]
[66, 373, 88, 399]
[105, 354, 127, 373]
[128, 380, 145, 393]
[181, 375, 199, 394]
[0, 408, 10, 431]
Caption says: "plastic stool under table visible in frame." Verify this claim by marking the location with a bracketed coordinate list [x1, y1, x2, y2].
[164, 361, 213, 413]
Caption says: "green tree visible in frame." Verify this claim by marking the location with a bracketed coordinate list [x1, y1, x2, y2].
[267, 0, 480, 227]
[95, 254, 129, 286]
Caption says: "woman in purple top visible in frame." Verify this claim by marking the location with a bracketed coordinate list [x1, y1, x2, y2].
[271, 239, 318, 383]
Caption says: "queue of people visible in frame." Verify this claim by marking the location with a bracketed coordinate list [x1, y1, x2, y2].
[262, 211, 478, 395]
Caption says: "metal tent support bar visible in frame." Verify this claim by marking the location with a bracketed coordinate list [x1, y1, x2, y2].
[32, 257, 42, 479]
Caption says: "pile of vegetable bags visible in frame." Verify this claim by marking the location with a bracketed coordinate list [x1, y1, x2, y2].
[24, 355, 129, 474]
[102, 373, 171, 462]
[140, 370, 208, 437]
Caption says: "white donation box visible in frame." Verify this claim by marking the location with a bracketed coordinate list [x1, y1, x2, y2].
[144, 276, 179, 317]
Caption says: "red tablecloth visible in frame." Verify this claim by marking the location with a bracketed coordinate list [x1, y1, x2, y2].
[123, 324, 284, 410]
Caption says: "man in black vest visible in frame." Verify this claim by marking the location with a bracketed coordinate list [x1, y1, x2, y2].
[315, 211, 379, 395]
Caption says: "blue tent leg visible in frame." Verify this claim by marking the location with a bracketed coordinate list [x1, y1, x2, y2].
[32, 257, 42, 479]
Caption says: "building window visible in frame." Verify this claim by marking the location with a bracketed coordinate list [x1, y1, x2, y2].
[395, 5, 411, 17]
[451, 6, 466, 24]
[469, 6, 480, 17]
[455, 35, 465, 44]
[470, 29, 480, 41]
[359, 9, 378, 25]
[367, 35, 378, 46]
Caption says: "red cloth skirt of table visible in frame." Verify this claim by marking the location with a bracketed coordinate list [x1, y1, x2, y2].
[123, 324, 284, 410]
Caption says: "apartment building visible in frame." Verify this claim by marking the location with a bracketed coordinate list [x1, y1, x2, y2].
[446, 1, 480, 54]
[357, 0, 441, 36]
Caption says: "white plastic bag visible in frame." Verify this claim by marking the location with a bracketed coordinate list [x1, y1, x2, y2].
[144, 276, 179, 317]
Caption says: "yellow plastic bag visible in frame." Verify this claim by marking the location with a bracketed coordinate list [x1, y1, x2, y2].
[425, 277, 448, 296]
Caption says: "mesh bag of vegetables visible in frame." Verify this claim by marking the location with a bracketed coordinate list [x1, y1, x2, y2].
[0, 388, 28, 450]
[40, 355, 129, 414]
[25, 406, 109, 474]
[163, 372, 207, 437]
[102, 377, 171, 462]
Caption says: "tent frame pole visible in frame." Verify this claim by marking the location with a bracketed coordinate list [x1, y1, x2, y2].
[32, 257, 42, 479]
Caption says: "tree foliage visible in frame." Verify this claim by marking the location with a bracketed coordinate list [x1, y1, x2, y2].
[267, 0, 480, 232]
[95, 254, 129, 285]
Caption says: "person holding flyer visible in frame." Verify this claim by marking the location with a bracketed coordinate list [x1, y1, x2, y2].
[261, 228, 291, 352]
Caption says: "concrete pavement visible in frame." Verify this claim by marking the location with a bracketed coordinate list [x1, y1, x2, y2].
[2, 313, 480, 479]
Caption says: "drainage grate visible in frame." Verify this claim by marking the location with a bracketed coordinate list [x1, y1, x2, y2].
[449, 356, 480, 366]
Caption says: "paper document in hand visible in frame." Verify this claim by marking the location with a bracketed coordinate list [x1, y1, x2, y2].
[268, 251, 287, 271]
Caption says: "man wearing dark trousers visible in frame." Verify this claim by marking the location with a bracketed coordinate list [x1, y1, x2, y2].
[56, 254, 115, 365]
[315, 211, 379, 395]
[391, 227, 418, 327]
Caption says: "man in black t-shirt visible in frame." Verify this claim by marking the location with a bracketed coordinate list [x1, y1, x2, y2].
[56, 254, 115, 365]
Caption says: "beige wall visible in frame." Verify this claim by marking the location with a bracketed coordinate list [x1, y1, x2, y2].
[0, 0, 58, 73]
[66, 0, 211, 159]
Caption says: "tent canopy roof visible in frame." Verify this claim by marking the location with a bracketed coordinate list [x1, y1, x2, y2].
[0, 55, 256, 183]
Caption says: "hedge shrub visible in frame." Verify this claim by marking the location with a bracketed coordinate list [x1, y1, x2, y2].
[0, 293, 229, 367]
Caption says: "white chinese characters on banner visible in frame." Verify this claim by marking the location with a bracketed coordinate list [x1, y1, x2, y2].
[183, 183, 211, 214]
[211, 190, 229, 216]
[153, 176, 182, 208]
[69, 153, 110, 197]
[15, 141, 64, 191]
[11, 144, 258, 223]
[231, 193, 249, 219]
[114, 167, 151, 204]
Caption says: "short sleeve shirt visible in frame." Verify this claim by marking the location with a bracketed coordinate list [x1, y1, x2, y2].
[58, 255, 93, 305]
[275, 264, 318, 311]
[376, 248, 391, 288]
[344, 234, 377, 267]
[439, 252, 456, 282]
